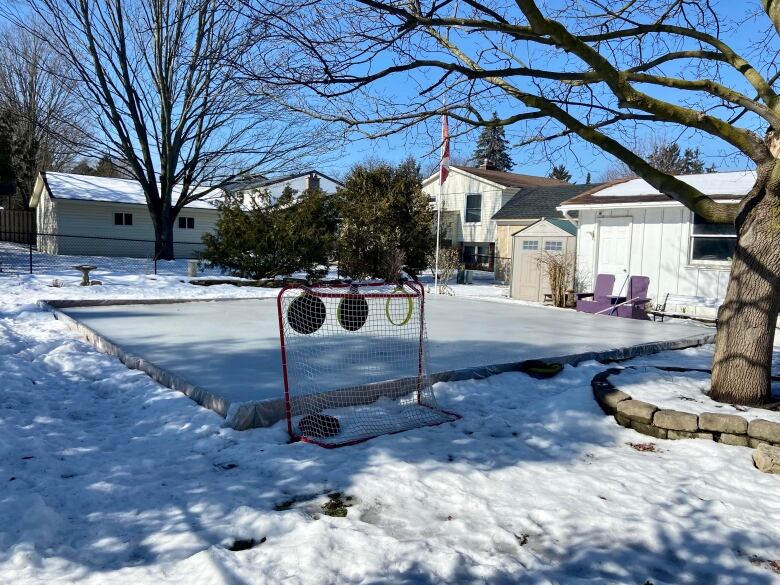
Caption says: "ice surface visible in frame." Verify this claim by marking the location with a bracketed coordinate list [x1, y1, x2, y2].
[58, 295, 707, 408]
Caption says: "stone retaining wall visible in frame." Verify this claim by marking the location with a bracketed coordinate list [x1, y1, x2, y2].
[592, 367, 780, 449]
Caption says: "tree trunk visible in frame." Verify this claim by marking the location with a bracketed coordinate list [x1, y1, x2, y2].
[153, 211, 176, 261]
[711, 180, 780, 405]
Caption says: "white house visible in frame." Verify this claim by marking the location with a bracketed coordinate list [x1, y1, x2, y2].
[230, 170, 342, 206]
[558, 171, 755, 316]
[423, 162, 565, 270]
[31, 172, 222, 258]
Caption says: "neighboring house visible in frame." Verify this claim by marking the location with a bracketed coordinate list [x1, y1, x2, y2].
[423, 162, 565, 271]
[491, 183, 601, 281]
[31, 172, 222, 258]
[557, 171, 754, 316]
[230, 170, 342, 206]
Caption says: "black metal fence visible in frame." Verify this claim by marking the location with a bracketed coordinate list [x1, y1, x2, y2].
[0, 232, 208, 276]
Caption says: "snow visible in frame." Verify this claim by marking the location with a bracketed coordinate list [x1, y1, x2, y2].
[610, 353, 780, 424]
[2, 270, 780, 583]
[570, 170, 756, 199]
[42, 172, 222, 209]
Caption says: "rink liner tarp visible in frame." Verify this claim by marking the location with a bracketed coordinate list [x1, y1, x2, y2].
[39, 297, 716, 430]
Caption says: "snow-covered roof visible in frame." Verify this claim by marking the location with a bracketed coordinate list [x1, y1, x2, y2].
[559, 170, 756, 208]
[38, 172, 222, 209]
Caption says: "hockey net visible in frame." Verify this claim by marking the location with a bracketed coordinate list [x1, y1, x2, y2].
[277, 280, 458, 447]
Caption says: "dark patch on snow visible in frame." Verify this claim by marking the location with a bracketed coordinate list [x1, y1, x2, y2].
[214, 462, 238, 471]
[321, 492, 353, 518]
[228, 537, 266, 551]
[628, 442, 658, 452]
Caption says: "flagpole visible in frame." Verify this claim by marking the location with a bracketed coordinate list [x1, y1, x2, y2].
[434, 177, 442, 293]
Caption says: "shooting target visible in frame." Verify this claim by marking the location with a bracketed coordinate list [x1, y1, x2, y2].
[287, 292, 327, 334]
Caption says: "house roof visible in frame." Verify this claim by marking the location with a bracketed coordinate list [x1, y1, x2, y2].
[424, 165, 566, 189]
[35, 172, 221, 209]
[543, 217, 577, 236]
[493, 183, 600, 220]
[228, 170, 343, 192]
[511, 217, 577, 237]
[451, 166, 566, 188]
[559, 171, 756, 208]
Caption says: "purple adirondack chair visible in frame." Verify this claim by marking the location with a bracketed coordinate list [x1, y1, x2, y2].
[615, 276, 652, 320]
[575, 274, 616, 315]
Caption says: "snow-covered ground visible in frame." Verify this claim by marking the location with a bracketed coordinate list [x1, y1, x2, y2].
[2, 271, 780, 584]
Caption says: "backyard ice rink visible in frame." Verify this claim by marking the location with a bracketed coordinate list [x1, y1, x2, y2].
[4, 271, 780, 584]
[51, 295, 710, 428]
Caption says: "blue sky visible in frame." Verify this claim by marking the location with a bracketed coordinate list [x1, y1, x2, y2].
[320, 0, 766, 183]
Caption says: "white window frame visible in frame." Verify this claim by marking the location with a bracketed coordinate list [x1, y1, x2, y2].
[178, 216, 195, 229]
[544, 240, 563, 252]
[464, 193, 482, 224]
[688, 212, 736, 266]
[522, 240, 539, 251]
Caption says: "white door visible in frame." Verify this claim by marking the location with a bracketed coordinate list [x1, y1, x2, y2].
[597, 217, 631, 280]
[511, 238, 543, 301]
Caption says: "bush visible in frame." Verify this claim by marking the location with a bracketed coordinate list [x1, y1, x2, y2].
[201, 186, 336, 279]
[334, 158, 434, 280]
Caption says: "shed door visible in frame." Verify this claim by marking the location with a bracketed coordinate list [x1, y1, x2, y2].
[597, 217, 631, 279]
[512, 238, 543, 301]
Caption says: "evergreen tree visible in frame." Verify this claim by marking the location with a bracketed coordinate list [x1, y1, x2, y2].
[471, 112, 514, 171]
[549, 164, 572, 182]
[585, 172, 592, 184]
[201, 186, 336, 279]
[647, 142, 716, 174]
[0, 109, 16, 200]
[335, 158, 435, 280]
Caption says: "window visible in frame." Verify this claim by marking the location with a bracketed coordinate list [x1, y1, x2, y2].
[522, 240, 539, 251]
[178, 216, 195, 229]
[114, 212, 133, 226]
[690, 213, 736, 263]
[544, 240, 563, 252]
[462, 244, 490, 265]
[465, 193, 482, 223]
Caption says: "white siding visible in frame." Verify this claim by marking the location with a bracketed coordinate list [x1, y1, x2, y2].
[422, 169, 514, 244]
[36, 188, 59, 254]
[54, 200, 219, 258]
[575, 204, 730, 315]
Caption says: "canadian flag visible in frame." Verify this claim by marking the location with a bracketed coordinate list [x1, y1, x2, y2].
[440, 113, 450, 185]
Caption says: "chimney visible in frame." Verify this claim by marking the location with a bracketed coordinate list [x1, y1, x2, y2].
[306, 172, 321, 191]
[480, 158, 496, 170]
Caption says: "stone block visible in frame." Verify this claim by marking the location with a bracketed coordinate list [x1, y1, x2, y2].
[594, 386, 630, 413]
[718, 433, 750, 447]
[749, 437, 769, 449]
[748, 419, 780, 443]
[699, 412, 748, 435]
[616, 400, 658, 425]
[753, 443, 780, 474]
[667, 429, 713, 441]
[630, 420, 667, 440]
[614, 413, 632, 428]
[653, 409, 699, 432]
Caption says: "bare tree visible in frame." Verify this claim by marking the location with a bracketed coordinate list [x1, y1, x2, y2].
[250, 0, 780, 405]
[16, 0, 329, 259]
[0, 27, 86, 208]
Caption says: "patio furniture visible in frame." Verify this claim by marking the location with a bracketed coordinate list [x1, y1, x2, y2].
[575, 273, 616, 315]
[613, 276, 652, 320]
[73, 264, 97, 286]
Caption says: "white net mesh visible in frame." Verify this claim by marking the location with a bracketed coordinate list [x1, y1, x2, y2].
[277, 280, 458, 446]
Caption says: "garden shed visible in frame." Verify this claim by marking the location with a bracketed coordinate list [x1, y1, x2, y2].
[509, 218, 576, 302]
